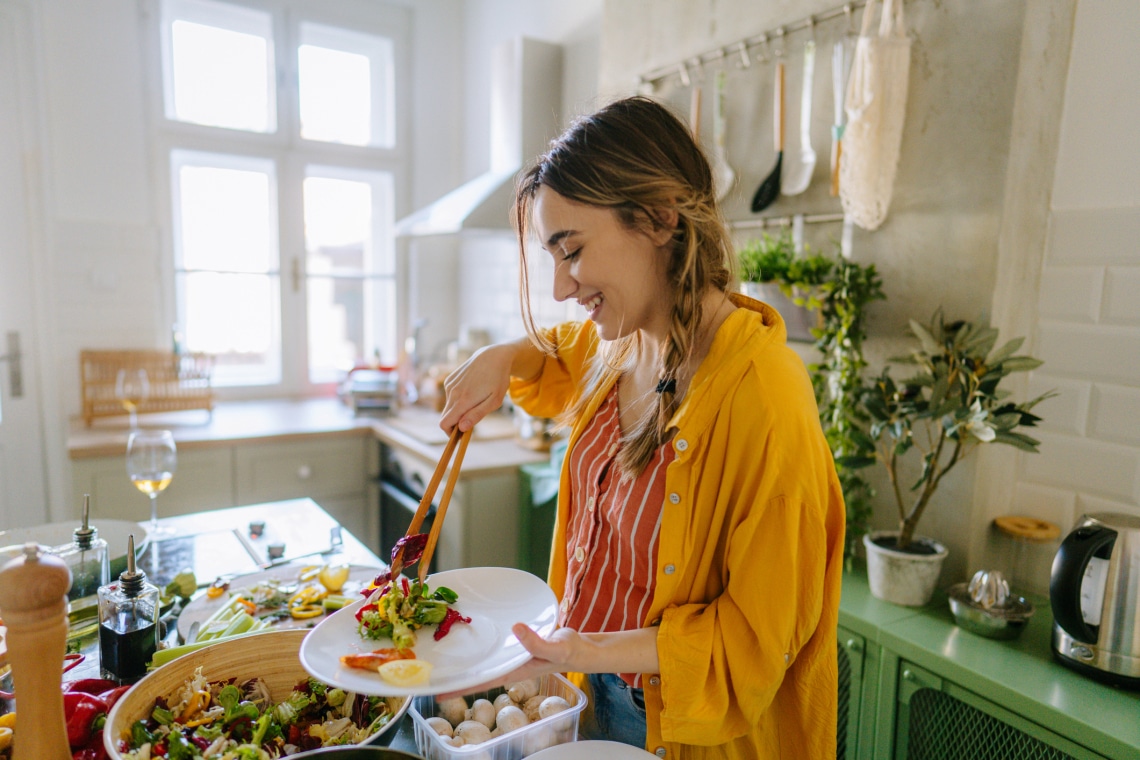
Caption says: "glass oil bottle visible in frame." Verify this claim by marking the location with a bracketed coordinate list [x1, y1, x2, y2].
[56, 493, 110, 637]
[98, 534, 159, 684]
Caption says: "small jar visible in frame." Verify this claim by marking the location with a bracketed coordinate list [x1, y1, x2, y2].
[993, 515, 1062, 597]
[98, 534, 159, 684]
[56, 495, 110, 634]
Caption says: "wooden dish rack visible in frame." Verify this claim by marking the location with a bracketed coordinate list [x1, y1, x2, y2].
[80, 349, 215, 426]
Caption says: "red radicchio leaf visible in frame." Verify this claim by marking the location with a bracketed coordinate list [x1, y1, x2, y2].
[433, 607, 471, 641]
[391, 533, 428, 566]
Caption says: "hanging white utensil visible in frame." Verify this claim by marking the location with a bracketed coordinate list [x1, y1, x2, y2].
[781, 37, 817, 196]
[712, 70, 736, 200]
[831, 35, 854, 197]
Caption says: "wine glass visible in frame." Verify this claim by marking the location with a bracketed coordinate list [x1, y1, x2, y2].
[115, 368, 150, 429]
[126, 429, 177, 536]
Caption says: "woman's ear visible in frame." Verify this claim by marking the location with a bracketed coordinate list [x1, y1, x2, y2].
[647, 206, 679, 247]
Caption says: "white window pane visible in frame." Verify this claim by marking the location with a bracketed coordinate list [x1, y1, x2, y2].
[176, 162, 275, 273]
[308, 277, 396, 383]
[298, 23, 394, 148]
[304, 176, 371, 274]
[181, 271, 280, 385]
[299, 45, 371, 146]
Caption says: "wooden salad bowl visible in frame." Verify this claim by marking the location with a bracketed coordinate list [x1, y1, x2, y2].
[104, 628, 410, 759]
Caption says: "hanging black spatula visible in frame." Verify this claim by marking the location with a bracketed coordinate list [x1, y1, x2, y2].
[751, 60, 785, 213]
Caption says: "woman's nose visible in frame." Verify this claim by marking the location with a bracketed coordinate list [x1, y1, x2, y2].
[552, 262, 577, 302]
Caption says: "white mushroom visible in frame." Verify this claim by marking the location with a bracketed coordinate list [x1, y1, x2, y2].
[441, 735, 465, 748]
[425, 716, 454, 738]
[436, 696, 468, 728]
[492, 692, 516, 715]
[508, 678, 541, 703]
[466, 698, 496, 729]
[495, 704, 529, 734]
[538, 695, 572, 720]
[522, 694, 546, 721]
[454, 719, 494, 745]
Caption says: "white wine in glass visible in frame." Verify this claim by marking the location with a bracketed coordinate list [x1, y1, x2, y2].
[126, 429, 177, 536]
[115, 368, 150, 429]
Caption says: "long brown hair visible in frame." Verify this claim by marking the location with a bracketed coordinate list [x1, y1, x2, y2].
[513, 96, 736, 476]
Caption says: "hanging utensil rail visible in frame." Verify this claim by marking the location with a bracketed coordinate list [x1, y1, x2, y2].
[729, 212, 846, 231]
[637, 1, 867, 90]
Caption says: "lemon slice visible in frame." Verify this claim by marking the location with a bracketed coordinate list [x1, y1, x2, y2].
[377, 658, 433, 687]
[318, 563, 351, 592]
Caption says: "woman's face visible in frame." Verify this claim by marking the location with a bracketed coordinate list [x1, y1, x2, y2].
[532, 186, 673, 341]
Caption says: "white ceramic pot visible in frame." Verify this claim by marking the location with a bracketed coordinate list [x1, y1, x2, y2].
[863, 530, 949, 607]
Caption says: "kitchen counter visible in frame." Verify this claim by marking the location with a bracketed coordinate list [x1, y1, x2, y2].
[67, 397, 547, 475]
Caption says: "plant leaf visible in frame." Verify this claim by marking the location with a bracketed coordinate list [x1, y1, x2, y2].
[999, 356, 1044, 373]
[987, 337, 1024, 365]
[909, 319, 940, 356]
[992, 430, 1041, 452]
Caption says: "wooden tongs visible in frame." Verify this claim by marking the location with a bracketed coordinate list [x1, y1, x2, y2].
[388, 427, 473, 584]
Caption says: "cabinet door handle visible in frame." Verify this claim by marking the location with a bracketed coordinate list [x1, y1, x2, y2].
[902, 669, 916, 682]
[297, 464, 312, 479]
[845, 638, 862, 653]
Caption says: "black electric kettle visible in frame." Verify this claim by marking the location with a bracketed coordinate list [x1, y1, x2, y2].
[1050, 512, 1140, 688]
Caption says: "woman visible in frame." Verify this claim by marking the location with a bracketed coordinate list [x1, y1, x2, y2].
[440, 96, 844, 759]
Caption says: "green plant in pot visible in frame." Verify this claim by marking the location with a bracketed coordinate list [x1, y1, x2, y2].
[738, 232, 886, 567]
[857, 310, 1053, 606]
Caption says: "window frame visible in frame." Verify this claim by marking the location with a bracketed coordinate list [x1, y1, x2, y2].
[145, 0, 411, 399]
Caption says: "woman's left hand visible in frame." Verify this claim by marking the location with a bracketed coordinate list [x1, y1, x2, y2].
[438, 624, 582, 699]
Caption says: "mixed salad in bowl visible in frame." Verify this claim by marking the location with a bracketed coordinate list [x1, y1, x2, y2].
[115, 667, 400, 759]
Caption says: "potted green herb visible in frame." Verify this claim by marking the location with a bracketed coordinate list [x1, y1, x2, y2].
[857, 311, 1052, 606]
[737, 232, 822, 342]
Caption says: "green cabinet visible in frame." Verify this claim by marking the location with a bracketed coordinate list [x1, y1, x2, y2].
[839, 566, 1140, 760]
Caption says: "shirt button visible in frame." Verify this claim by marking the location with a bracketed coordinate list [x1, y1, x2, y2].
[675, 439, 688, 452]
[655, 749, 667, 758]
[608, 443, 620, 457]
[560, 598, 569, 612]
[663, 564, 675, 575]
[648, 676, 660, 686]
[575, 546, 585, 562]
[669, 493, 680, 505]
[586, 496, 595, 512]
[784, 652, 791, 664]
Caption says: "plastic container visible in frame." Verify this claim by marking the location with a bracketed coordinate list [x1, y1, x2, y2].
[411, 673, 586, 760]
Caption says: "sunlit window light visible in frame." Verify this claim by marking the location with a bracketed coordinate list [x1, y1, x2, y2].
[170, 20, 273, 132]
[299, 45, 371, 146]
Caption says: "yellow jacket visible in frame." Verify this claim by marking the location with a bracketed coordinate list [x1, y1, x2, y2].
[510, 294, 845, 759]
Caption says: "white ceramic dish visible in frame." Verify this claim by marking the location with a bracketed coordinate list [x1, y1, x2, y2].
[527, 741, 657, 759]
[176, 563, 382, 640]
[300, 567, 557, 697]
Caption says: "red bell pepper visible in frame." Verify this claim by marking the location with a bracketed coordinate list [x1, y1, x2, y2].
[63, 690, 109, 748]
[433, 606, 471, 641]
[64, 678, 119, 695]
[97, 685, 131, 712]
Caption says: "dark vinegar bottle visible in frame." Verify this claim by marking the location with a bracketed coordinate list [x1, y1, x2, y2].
[97, 534, 158, 684]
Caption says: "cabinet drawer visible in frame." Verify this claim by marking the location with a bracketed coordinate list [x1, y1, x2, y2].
[235, 437, 367, 505]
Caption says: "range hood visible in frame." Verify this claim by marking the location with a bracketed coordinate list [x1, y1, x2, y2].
[395, 37, 562, 236]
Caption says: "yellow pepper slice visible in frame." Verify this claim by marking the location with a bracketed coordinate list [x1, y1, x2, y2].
[0, 713, 14, 729]
[0, 726, 12, 751]
[178, 690, 211, 723]
[289, 603, 324, 619]
[288, 586, 329, 618]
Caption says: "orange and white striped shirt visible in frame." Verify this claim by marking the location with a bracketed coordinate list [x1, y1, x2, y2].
[559, 385, 674, 686]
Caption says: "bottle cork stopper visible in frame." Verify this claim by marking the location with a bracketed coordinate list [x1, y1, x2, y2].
[994, 515, 1062, 543]
[0, 543, 73, 760]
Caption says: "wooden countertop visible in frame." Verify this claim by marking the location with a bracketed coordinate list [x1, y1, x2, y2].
[67, 397, 549, 475]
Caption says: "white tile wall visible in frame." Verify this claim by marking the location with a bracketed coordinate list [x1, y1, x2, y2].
[1020, 431, 1139, 504]
[1047, 207, 1140, 265]
[1103, 266, 1140, 324]
[1089, 384, 1140, 447]
[1036, 266, 1102, 322]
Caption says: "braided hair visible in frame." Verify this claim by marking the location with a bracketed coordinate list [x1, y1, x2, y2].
[513, 96, 736, 477]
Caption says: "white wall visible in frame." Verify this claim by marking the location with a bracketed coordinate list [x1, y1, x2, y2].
[977, 0, 1140, 594]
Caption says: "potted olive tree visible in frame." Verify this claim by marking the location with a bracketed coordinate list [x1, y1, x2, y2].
[856, 311, 1052, 606]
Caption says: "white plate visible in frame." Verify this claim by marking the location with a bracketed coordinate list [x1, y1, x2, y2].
[528, 741, 657, 759]
[0, 519, 150, 565]
[176, 564, 383, 641]
[299, 567, 557, 697]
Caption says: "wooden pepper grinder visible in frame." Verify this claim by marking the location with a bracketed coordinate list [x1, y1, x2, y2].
[0, 542, 72, 760]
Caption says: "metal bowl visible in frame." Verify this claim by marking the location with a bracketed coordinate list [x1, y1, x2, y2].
[947, 582, 1035, 640]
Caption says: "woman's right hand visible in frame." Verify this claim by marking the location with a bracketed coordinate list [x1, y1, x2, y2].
[439, 343, 518, 434]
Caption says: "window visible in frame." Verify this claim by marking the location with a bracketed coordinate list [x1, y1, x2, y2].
[157, 0, 405, 392]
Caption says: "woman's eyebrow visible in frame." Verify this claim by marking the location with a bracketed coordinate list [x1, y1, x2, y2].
[545, 229, 577, 249]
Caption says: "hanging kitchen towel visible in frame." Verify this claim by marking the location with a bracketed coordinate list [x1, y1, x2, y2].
[840, 0, 911, 230]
